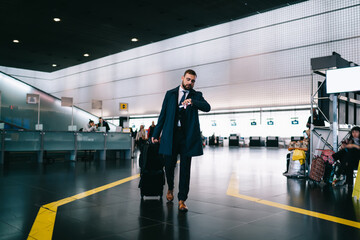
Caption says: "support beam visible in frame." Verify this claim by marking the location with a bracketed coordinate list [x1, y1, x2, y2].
[332, 94, 338, 151]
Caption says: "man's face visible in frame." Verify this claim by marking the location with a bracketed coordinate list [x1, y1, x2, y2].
[181, 73, 196, 90]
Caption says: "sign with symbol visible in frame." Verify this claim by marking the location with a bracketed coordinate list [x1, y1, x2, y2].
[291, 117, 299, 125]
[26, 94, 39, 104]
[250, 118, 256, 126]
[120, 103, 128, 111]
[267, 118, 274, 125]
[267, 121, 274, 125]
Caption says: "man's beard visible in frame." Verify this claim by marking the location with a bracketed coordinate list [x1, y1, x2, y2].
[182, 82, 193, 90]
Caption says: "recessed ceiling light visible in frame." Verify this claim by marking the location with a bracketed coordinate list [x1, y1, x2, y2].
[53, 18, 61, 22]
[13, 39, 19, 43]
[83, 53, 90, 57]
[131, 38, 139, 42]
[52, 64, 57, 67]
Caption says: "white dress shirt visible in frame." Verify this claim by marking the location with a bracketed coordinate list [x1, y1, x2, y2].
[178, 86, 189, 105]
[178, 86, 189, 126]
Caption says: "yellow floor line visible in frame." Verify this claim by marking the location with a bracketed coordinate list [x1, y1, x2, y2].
[27, 174, 140, 240]
[227, 173, 360, 229]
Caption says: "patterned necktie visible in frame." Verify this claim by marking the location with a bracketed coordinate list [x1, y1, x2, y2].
[179, 90, 187, 108]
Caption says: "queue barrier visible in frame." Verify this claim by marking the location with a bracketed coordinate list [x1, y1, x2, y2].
[0, 130, 132, 164]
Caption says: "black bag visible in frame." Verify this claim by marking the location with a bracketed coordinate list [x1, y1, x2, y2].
[138, 142, 165, 198]
[323, 162, 334, 184]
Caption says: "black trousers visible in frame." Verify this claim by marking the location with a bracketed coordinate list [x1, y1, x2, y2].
[164, 127, 192, 201]
[333, 148, 360, 185]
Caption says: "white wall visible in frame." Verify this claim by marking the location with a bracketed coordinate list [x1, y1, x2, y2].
[1, 0, 360, 118]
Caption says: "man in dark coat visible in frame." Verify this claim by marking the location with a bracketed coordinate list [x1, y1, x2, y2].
[152, 69, 211, 211]
[97, 117, 110, 132]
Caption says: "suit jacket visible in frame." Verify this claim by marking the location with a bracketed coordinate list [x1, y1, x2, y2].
[153, 86, 211, 157]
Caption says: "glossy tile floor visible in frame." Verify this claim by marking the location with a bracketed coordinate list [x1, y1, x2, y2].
[1, 147, 360, 240]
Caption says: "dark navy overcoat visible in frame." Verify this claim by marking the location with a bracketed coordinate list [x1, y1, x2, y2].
[152, 86, 211, 157]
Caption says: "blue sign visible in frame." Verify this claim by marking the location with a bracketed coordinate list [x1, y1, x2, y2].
[291, 120, 299, 125]
[267, 121, 274, 125]
[251, 121, 257, 126]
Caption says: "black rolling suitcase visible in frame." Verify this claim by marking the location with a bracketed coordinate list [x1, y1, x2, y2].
[138, 142, 165, 198]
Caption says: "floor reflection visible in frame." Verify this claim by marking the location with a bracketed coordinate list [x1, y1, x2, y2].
[138, 199, 191, 240]
[286, 176, 359, 222]
[1, 147, 360, 239]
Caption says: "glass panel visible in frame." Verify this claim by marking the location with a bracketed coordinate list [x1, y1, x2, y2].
[106, 133, 132, 150]
[77, 132, 105, 150]
[43, 132, 75, 150]
[0, 71, 110, 131]
[4, 130, 41, 151]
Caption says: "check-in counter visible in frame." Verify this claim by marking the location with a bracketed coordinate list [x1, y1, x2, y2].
[0, 130, 132, 164]
[266, 136, 279, 147]
[229, 134, 239, 146]
[249, 136, 261, 147]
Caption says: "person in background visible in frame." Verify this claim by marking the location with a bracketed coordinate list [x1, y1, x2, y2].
[303, 109, 323, 166]
[332, 126, 360, 187]
[148, 121, 156, 139]
[306, 108, 325, 128]
[152, 69, 211, 212]
[136, 125, 146, 149]
[97, 117, 110, 132]
[84, 119, 97, 132]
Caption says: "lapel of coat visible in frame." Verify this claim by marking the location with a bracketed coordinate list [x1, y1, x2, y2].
[169, 86, 179, 106]
[187, 89, 195, 100]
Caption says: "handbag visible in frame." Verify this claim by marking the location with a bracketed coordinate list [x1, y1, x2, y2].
[317, 149, 335, 164]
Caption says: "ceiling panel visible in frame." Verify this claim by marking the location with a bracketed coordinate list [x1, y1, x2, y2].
[0, 0, 307, 72]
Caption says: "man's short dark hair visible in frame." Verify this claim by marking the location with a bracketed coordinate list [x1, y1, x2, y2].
[184, 69, 197, 77]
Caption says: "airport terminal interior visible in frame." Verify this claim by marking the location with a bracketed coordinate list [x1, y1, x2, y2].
[1, 0, 360, 239]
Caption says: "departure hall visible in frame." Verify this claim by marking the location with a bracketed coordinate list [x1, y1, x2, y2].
[1, 1, 360, 239]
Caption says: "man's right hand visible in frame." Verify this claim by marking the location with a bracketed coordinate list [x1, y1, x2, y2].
[151, 137, 159, 143]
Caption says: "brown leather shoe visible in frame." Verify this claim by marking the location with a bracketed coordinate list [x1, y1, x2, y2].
[178, 200, 188, 212]
[166, 190, 174, 202]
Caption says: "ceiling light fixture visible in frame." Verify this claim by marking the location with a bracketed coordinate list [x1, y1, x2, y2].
[83, 53, 90, 57]
[53, 18, 61, 22]
[13, 39, 19, 43]
[131, 38, 139, 42]
[52, 64, 57, 67]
